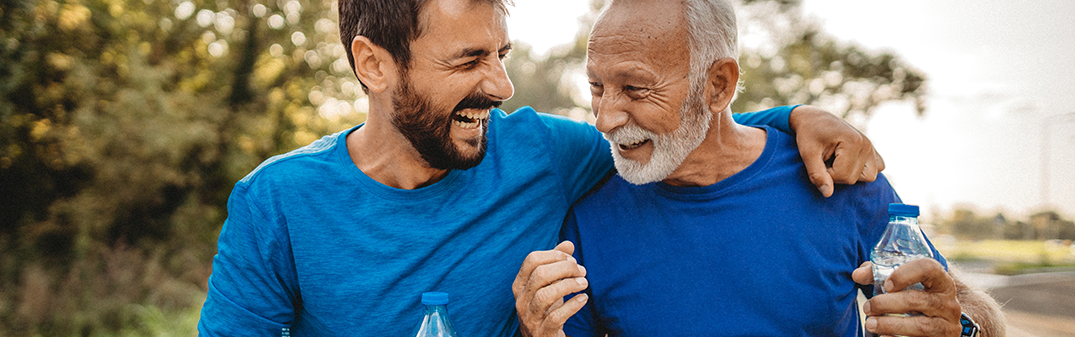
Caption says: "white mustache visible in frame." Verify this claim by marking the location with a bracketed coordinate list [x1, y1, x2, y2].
[603, 124, 656, 146]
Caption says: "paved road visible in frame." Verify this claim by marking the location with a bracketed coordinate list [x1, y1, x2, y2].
[962, 271, 1075, 337]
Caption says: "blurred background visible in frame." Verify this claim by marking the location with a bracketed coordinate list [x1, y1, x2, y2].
[0, 0, 1071, 335]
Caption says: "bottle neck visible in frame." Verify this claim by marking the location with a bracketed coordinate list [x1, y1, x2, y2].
[889, 214, 919, 226]
[418, 304, 457, 336]
[425, 304, 448, 315]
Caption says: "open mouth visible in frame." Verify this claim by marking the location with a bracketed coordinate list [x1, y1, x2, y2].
[618, 139, 649, 150]
[452, 109, 490, 130]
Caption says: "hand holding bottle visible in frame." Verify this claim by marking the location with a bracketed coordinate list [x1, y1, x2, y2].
[853, 259, 963, 337]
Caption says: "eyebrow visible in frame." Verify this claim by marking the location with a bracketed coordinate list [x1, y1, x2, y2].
[452, 42, 513, 60]
[588, 63, 657, 82]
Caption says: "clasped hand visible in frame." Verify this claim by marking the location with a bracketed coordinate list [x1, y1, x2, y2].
[512, 241, 589, 337]
[852, 259, 963, 337]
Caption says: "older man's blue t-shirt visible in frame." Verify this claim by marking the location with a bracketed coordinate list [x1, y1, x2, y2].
[562, 126, 947, 337]
[197, 106, 794, 336]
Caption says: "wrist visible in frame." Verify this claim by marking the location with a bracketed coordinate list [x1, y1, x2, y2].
[787, 104, 808, 135]
[960, 312, 980, 337]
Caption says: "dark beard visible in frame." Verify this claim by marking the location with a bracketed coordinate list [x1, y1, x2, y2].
[391, 76, 499, 170]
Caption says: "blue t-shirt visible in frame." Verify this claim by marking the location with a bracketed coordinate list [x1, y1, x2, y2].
[562, 126, 947, 337]
[197, 106, 794, 336]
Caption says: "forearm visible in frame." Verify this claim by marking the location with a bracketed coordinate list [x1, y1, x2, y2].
[952, 271, 1007, 337]
[732, 105, 796, 134]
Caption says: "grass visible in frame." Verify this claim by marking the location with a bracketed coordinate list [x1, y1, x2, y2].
[937, 239, 1075, 275]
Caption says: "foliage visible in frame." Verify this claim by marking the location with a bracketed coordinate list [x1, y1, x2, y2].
[500, 0, 596, 120]
[0, 0, 364, 334]
[934, 206, 1075, 241]
[938, 239, 1075, 275]
[734, 1, 927, 127]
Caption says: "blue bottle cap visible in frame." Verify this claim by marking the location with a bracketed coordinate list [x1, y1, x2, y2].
[888, 203, 920, 217]
[422, 292, 449, 305]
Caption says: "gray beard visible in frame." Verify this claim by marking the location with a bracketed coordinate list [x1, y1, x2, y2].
[604, 92, 712, 185]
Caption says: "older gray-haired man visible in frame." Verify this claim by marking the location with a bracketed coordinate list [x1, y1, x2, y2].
[512, 0, 1005, 336]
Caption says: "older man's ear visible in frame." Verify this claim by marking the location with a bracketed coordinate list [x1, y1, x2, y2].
[705, 57, 740, 113]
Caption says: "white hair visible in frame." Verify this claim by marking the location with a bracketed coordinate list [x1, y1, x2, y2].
[685, 0, 740, 106]
[684, 0, 739, 82]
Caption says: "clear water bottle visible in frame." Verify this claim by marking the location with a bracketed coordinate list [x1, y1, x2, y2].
[871, 203, 933, 297]
[414, 292, 459, 337]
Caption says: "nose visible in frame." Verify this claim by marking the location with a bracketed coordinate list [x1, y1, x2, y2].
[593, 93, 629, 134]
[481, 57, 514, 101]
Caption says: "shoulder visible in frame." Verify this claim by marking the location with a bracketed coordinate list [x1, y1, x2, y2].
[572, 173, 638, 214]
[494, 106, 596, 136]
[238, 127, 352, 187]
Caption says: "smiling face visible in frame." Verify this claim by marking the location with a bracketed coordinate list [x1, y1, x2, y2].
[587, 0, 712, 184]
[393, 0, 514, 170]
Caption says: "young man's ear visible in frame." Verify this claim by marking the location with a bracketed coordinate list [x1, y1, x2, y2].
[350, 36, 396, 93]
[705, 57, 740, 113]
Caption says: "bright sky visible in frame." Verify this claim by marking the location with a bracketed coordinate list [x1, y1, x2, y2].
[506, 0, 1075, 221]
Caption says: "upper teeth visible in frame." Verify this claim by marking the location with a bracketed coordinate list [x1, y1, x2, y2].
[456, 109, 490, 120]
[620, 140, 646, 150]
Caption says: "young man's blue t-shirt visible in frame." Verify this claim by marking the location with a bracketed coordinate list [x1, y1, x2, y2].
[197, 106, 795, 336]
[562, 126, 947, 337]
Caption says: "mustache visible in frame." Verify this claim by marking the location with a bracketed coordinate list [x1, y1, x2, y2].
[604, 123, 656, 144]
[453, 92, 502, 112]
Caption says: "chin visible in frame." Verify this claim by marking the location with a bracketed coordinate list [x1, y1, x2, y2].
[612, 154, 673, 185]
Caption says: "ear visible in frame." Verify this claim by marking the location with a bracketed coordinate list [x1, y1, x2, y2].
[350, 35, 396, 93]
[705, 57, 740, 113]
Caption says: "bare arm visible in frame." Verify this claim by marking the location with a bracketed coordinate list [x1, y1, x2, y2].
[951, 270, 1007, 337]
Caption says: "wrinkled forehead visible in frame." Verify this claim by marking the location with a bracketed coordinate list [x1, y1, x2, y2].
[588, 0, 687, 54]
[587, 0, 689, 73]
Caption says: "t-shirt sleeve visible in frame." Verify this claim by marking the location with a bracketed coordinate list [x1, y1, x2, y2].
[732, 105, 800, 134]
[198, 183, 299, 336]
[561, 210, 603, 337]
[538, 112, 615, 206]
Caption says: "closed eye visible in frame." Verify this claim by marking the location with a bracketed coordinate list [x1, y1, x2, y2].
[624, 85, 652, 99]
[499, 43, 512, 60]
[589, 82, 603, 95]
[459, 59, 480, 69]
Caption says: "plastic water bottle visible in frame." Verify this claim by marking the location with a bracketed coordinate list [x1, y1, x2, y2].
[414, 292, 459, 337]
[871, 203, 933, 297]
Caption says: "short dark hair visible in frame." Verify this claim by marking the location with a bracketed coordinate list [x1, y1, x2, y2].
[338, 0, 512, 91]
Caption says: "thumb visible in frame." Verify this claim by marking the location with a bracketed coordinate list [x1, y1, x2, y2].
[852, 261, 874, 285]
[801, 146, 835, 198]
[554, 240, 575, 256]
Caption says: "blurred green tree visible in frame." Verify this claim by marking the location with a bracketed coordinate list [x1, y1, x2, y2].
[0, 0, 365, 333]
[943, 208, 999, 240]
[734, 1, 927, 128]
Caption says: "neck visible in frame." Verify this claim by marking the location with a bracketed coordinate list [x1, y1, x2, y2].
[346, 96, 449, 190]
[661, 109, 767, 187]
